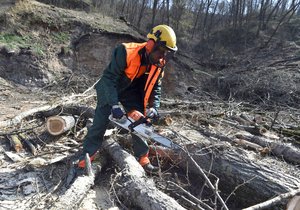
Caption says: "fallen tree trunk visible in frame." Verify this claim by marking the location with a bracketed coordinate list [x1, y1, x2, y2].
[243, 188, 300, 210]
[188, 122, 300, 165]
[111, 126, 300, 208]
[50, 153, 107, 210]
[172, 139, 300, 208]
[102, 138, 186, 210]
[0, 102, 95, 129]
[0, 104, 58, 128]
[236, 133, 300, 165]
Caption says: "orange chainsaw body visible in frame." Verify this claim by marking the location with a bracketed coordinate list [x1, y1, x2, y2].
[127, 110, 150, 123]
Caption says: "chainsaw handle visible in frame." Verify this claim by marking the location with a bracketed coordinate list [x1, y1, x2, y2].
[126, 110, 152, 131]
[128, 116, 149, 131]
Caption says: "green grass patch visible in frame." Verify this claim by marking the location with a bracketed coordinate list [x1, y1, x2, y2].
[52, 32, 70, 44]
[0, 33, 46, 56]
[0, 33, 28, 50]
[31, 42, 45, 56]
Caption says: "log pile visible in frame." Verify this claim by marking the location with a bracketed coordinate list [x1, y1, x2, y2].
[0, 98, 299, 210]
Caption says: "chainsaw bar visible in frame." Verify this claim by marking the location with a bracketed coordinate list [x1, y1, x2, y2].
[109, 115, 180, 149]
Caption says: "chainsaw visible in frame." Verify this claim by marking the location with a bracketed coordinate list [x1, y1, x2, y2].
[109, 110, 181, 149]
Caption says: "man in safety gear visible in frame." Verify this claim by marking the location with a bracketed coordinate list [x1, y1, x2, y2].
[78, 25, 178, 173]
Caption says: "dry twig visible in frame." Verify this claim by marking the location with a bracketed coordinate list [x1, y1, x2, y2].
[243, 188, 300, 210]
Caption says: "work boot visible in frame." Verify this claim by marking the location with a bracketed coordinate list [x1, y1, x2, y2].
[139, 153, 160, 174]
[143, 163, 160, 174]
[149, 145, 170, 157]
[78, 152, 97, 168]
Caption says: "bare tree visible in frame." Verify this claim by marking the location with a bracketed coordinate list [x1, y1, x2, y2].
[207, 0, 219, 38]
[256, 0, 266, 36]
[151, 0, 159, 27]
[171, 0, 187, 31]
[121, 0, 128, 14]
[264, 0, 300, 47]
[166, 0, 170, 25]
[191, 0, 205, 39]
[202, 0, 214, 38]
[128, 0, 139, 23]
[137, 0, 148, 28]
[92, 0, 103, 9]
[89, 0, 300, 52]
[265, 0, 283, 25]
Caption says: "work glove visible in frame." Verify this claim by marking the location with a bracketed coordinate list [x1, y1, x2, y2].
[146, 107, 159, 119]
[111, 105, 124, 119]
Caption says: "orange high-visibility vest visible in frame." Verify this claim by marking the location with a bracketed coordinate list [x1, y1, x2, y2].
[123, 42, 164, 114]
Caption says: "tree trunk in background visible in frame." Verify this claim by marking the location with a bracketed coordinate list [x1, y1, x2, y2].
[121, 0, 127, 14]
[109, 0, 116, 16]
[262, 0, 271, 30]
[151, 0, 159, 28]
[207, 0, 219, 38]
[235, 0, 240, 28]
[202, 0, 213, 39]
[137, 0, 147, 28]
[86, 0, 300, 46]
[129, 0, 138, 23]
[256, 0, 265, 36]
[191, 2, 203, 39]
[287, 0, 299, 22]
[265, 0, 283, 26]
[264, 1, 300, 47]
[171, 0, 186, 32]
[239, 0, 246, 27]
[161, 0, 166, 24]
[166, 0, 170, 25]
[280, 0, 288, 15]
[92, 0, 102, 8]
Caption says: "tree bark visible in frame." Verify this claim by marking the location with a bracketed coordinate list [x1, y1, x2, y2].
[50, 154, 107, 210]
[0, 103, 94, 129]
[102, 138, 186, 210]
[236, 133, 300, 165]
[174, 141, 300, 208]
[243, 188, 300, 210]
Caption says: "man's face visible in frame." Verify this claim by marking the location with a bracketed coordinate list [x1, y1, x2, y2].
[149, 46, 172, 65]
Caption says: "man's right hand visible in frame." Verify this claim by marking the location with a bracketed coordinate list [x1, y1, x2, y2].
[111, 105, 124, 119]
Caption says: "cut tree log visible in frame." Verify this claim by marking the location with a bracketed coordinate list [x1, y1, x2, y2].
[0, 101, 95, 129]
[50, 153, 107, 210]
[102, 137, 186, 210]
[108, 125, 300, 208]
[236, 133, 300, 165]
[18, 133, 37, 155]
[6, 135, 23, 152]
[243, 188, 300, 210]
[0, 104, 57, 128]
[171, 140, 300, 208]
[46, 116, 76, 136]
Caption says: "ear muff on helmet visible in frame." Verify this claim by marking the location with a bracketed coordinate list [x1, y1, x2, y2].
[147, 25, 178, 52]
[146, 39, 155, 53]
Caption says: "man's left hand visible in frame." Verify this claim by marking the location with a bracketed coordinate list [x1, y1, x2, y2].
[146, 107, 159, 119]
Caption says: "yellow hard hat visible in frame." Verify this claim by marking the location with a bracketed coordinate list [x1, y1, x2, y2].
[147, 25, 178, 52]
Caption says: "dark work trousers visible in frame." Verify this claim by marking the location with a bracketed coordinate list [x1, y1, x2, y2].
[81, 96, 149, 161]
